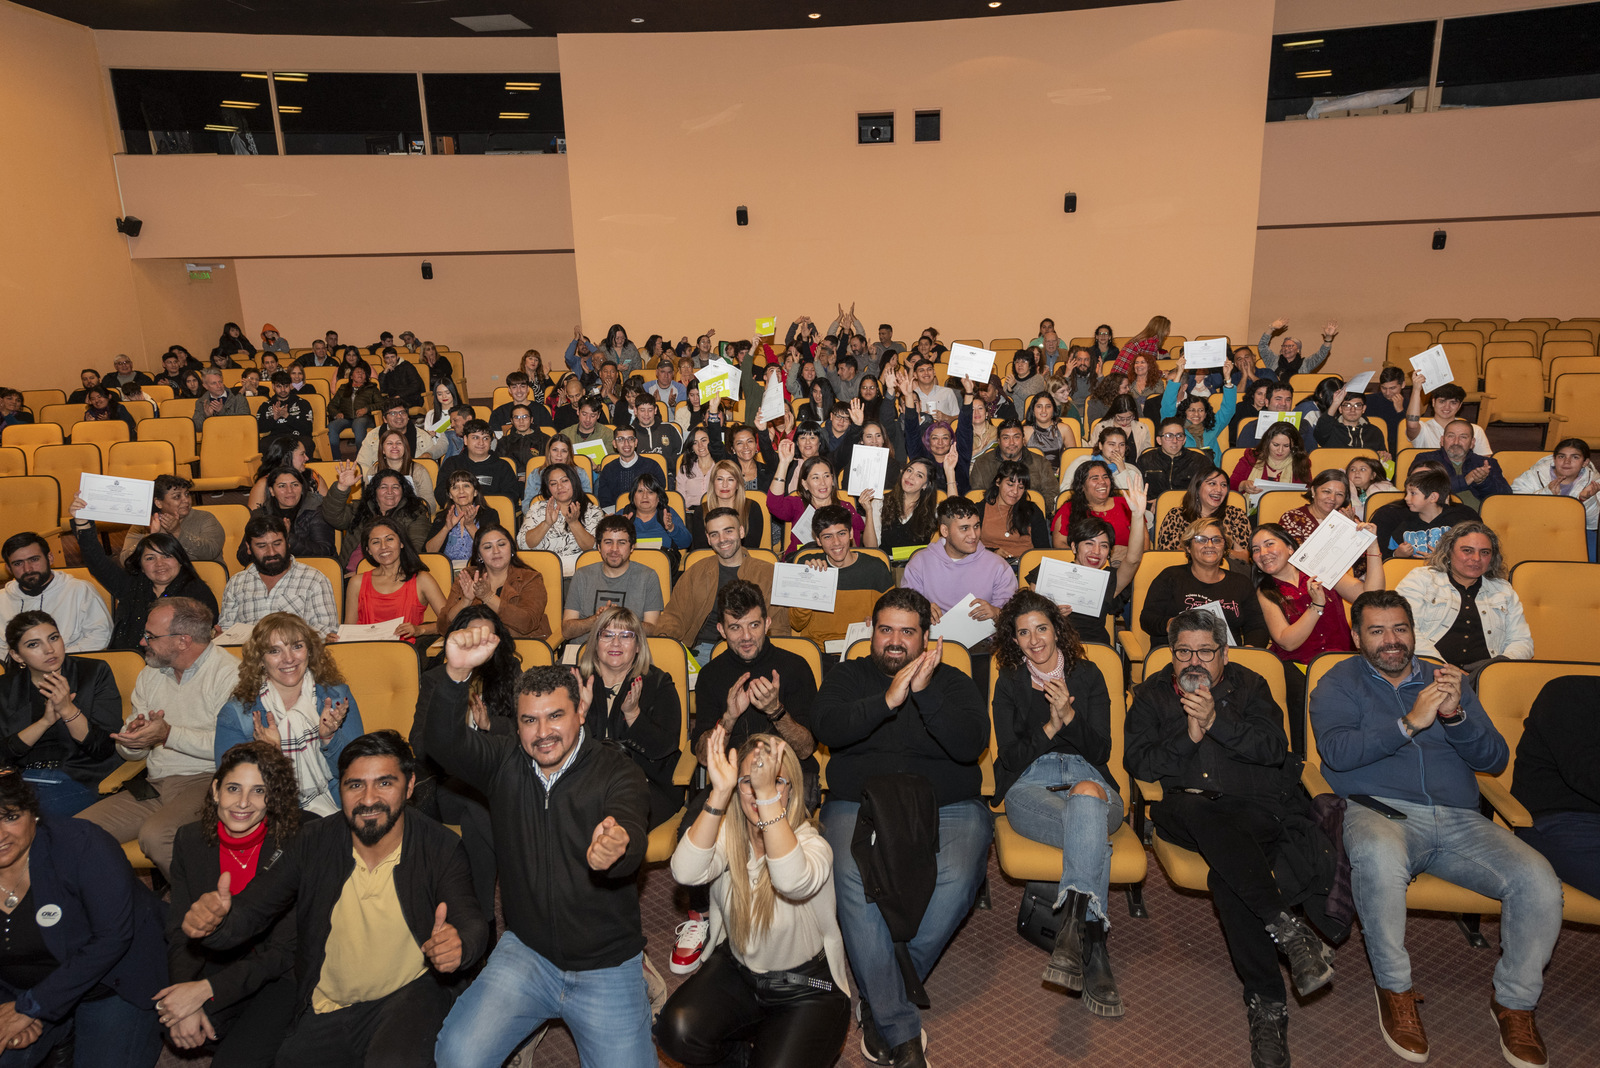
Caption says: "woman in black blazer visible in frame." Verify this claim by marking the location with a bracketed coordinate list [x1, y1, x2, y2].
[0, 775, 168, 1066]
[990, 590, 1124, 1018]
[0, 611, 123, 816]
[160, 741, 300, 1066]
[72, 504, 218, 651]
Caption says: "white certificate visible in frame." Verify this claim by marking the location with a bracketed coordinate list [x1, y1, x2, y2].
[756, 376, 787, 424]
[1248, 479, 1306, 509]
[76, 473, 154, 526]
[1344, 371, 1375, 394]
[946, 343, 996, 383]
[1255, 410, 1303, 436]
[1033, 557, 1111, 615]
[929, 593, 996, 648]
[1193, 600, 1238, 647]
[769, 563, 839, 612]
[846, 445, 890, 497]
[1409, 345, 1453, 390]
[1289, 508, 1376, 588]
[790, 505, 816, 546]
[213, 623, 257, 647]
[1184, 336, 1229, 369]
[572, 437, 609, 466]
[825, 620, 873, 656]
[336, 617, 405, 642]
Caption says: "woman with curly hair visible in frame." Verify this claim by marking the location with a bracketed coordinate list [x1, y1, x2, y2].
[162, 742, 300, 1062]
[657, 730, 849, 1068]
[213, 613, 364, 816]
[1083, 371, 1129, 429]
[991, 590, 1124, 1016]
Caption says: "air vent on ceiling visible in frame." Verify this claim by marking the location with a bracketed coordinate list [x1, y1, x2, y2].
[451, 14, 533, 32]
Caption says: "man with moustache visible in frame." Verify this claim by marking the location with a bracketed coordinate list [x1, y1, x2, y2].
[181, 730, 487, 1068]
[216, 517, 339, 636]
[811, 588, 989, 1068]
[1125, 608, 1333, 1068]
[0, 533, 112, 658]
[1309, 590, 1560, 1068]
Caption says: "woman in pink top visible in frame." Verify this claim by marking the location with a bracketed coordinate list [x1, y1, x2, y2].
[344, 518, 447, 646]
[765, 450, 861, 557]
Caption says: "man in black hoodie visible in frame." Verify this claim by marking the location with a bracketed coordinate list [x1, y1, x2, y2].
[426, 632, 655, 1068]
[812, 588, 990, 1068]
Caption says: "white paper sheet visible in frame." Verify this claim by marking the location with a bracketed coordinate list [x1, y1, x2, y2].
[1193, 600, 1237, 647]
[946, 343, 997, 383]
[929, 593, 996, 648]
[695, 358, 741, 403]
[213, 623, 257, 647]
[335, 618, 405, 643]
[76, 473, 154, 526]
[572, 438, 609, 466]
[1255, 410, 1303, 436]
[1288, 508, 1376, 588]
[1184, 336, 1229, 369]
[423, 410, 451, 433]
[790, 505, 816, 546]
[1248, 478, 1307, 509]
[769, 563, 839, 612]
[825, 620, 874, 655]
[1409, 345, 1454, 390]
[756, 376, 787, 424]
[1033, 557, 1111, 615]
[846, 445, 890, 497]
[1344, 371, 1375, 394]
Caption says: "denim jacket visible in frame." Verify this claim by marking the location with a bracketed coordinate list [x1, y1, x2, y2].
[1394, 567, 1534, 661]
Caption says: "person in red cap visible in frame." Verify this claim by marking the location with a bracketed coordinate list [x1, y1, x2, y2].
[260, 324, 289, 354]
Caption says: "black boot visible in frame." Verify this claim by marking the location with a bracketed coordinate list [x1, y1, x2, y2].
[1080, 919, 1124, 1017]
[1245, 993, 1291, 1068]
[1042, 890, 1087, 990]
[1265, 910, 1335, 997]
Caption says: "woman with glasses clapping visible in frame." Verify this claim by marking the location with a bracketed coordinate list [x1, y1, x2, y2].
[1139, 517, 1270, 648]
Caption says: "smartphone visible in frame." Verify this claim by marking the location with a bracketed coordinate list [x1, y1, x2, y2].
[1350, 794, 1407, 820]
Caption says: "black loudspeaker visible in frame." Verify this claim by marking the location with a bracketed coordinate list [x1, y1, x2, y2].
[421, 261, 433, 280]
[115, 216, 143, 237]
[1063, 193, 1077, 214]
[736, 206, 749, 227]
[1432, 229, 1447, 250]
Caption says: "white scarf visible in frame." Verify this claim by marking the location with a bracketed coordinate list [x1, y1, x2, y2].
[260, 670, 338, 817]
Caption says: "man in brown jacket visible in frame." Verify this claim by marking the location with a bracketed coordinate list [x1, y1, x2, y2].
[648, 507, 787, 662]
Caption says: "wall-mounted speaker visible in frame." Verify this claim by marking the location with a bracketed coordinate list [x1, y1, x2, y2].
[421, 261, 434, 280]
[116, 216, 143, 237]
[1432, 229, 1447, 250]
[736, 206, 749, 227]
[1063, 193, 1077, 214]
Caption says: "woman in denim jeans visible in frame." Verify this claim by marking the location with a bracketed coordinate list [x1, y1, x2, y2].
[991, 590, 1125, 1017]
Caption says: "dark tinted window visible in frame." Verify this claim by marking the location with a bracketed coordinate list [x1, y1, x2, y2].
[274, 73, 424, 155]
[110, 69, 277, 155]
[1439, 3, 1600, 107]
[1265, 22, 1435, 121]
[423, 74, 565, 154]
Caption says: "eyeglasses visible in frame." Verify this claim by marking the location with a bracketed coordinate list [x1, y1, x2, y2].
[1172, 647, 1220, 662]
[599, 630, 636, 643]
[1340, 400, 1364, 410]
[1160, 431, 1185, 440]
[1189, 535, 1225, 546]
[141, 630, 175, 642]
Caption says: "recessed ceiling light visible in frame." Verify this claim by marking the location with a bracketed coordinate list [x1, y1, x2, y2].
[632, 17, 644, 22]
[204, 124, 238, 132]
[1282, 38, 1324, 50]
[241, 73, 268, 80]
[505, 81, 541, 90]
[499, 112, 530, 119]
[277, 106, 302, 114]
[273, 73, 308, 82]
[989, 1, 1001, 7]
[1295, 69, 1333, 78]
[809, 12, 821, 17]
[220, 100, 259, 109]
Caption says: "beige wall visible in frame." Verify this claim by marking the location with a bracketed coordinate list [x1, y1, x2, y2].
[1250, 96, 1600, 373]
[233, 253, 582, 399]
[130, 258, 244, 362]
[0, 2, 145, 385]
[559, 0, 1276, 346]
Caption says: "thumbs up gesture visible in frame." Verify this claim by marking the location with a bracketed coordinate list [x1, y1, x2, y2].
[587, 816, 630, 871]
[421, 902, 463, 973]
[182, 872, 233, 938]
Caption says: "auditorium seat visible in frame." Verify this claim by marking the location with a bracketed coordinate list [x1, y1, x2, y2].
[190, 416, 261, 493]
[137, 417, 199, 467]
[1385, 330, 1434, 367]
[2, 423, 63, 469]
[1509, 561, 1600, 663]
[515, 550, 566, 638]
[326, 640, 422, 736]
[1547, 372, 1600, 448]
[1480, 494, 1586, 567]
[1478, 358, 1552, 430]
[644, 636, 691, 863]
[69, 420, 130, 464]
[30, 444, 101, 522]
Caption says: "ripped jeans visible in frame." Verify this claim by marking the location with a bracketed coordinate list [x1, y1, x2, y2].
[1003, 752, 1122, 924]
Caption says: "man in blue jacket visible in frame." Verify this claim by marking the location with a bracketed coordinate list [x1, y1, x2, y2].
[1308, 590, 1561, 1068]
[1414, 419, 1511, 512]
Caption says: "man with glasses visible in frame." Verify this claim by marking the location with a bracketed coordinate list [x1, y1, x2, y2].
[1137, 416, 1209, 498]
[1126, 608, 1337, 1068]
[595, 426, 665, 510]
[357, 395, 445, 470]
[77, 598, 236, 876]
[1233, 384, 1312, 452]
[1313, 385, 1390, 457]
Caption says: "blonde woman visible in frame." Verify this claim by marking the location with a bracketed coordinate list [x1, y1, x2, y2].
[691, 459, 767, 550]
[1112, 315, 1171, 375]
[575, 606, 682, 829]
[657, 729, 849, 1068]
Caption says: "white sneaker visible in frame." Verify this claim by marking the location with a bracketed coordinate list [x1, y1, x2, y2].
[670, 911, 709, 975]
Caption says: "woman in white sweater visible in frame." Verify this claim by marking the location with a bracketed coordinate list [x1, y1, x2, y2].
[657, 729, 850, 1068]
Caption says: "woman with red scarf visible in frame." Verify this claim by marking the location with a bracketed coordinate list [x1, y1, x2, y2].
[160, 742, 301, 1064]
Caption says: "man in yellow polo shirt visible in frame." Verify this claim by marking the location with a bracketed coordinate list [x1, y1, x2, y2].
[182, 731, 488, 1068]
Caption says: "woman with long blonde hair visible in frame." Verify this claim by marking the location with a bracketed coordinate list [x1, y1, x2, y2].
[658, 729, 849, 1068]
[1113, 315, 1171, 375]
[691, 459, 767, 549]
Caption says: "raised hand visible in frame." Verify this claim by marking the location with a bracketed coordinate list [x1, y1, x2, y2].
[1271, 318, 1289, 332]
[575, 672, 595, 719]
[724, 672, 753, 721]
[1125, 482, 1148, 516]
[776, 438, 795, 464]
[747, 736, 787, 796]
[251, 708, 281, 749]
[467, 692, 491, 731]
[335, 461, 361, 491]
[182, 872, 233, 938]
[587, 816, 630, 871]
[849, 398, 864, 425]
[443, 623, 499, 682]
[704, 724, 739, 797]
[421, 902, 463, 972]
[1322, 321, 1340, 339]
[318, 697, 350, 742]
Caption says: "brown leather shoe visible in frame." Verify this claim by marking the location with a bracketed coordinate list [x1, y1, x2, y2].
[1375, 986, 1429, 1063]
[1491, 997, 1548, 1068]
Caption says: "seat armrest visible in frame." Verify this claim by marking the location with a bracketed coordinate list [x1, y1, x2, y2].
[1133, 777, 1163, 803]
[1476, 775, 1533, 829]
[98, 759, 145, 796]
[674, 750, 698, 787]
[1301, 762, 1333, 797]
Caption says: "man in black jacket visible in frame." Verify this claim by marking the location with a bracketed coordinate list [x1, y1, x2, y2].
[425, 634, 655, 1068]
[377, 347, 426, 410]
[180, 731, 488, 1068]
[812, 588, 990, 1068]
[1124, 609, 1332, 1068]
[1137, 417, 1210, 498]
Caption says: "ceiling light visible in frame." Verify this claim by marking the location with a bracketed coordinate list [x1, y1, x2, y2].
[204, 124, 238, 132]
[632, 17, 644, 23]
[989, 2, 1001, 7]
[809, 12, 821, 17]
[1282, 38, 1324, 50]
[241, 73, 268, 80]
[277, 106, 302, 113]
[273, 73, 308, 82]
[505, 81, 541, 90]
[220, 100, 259, 109]
[499, 112, 530, 119]
[1295, 70, 1333, 78]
